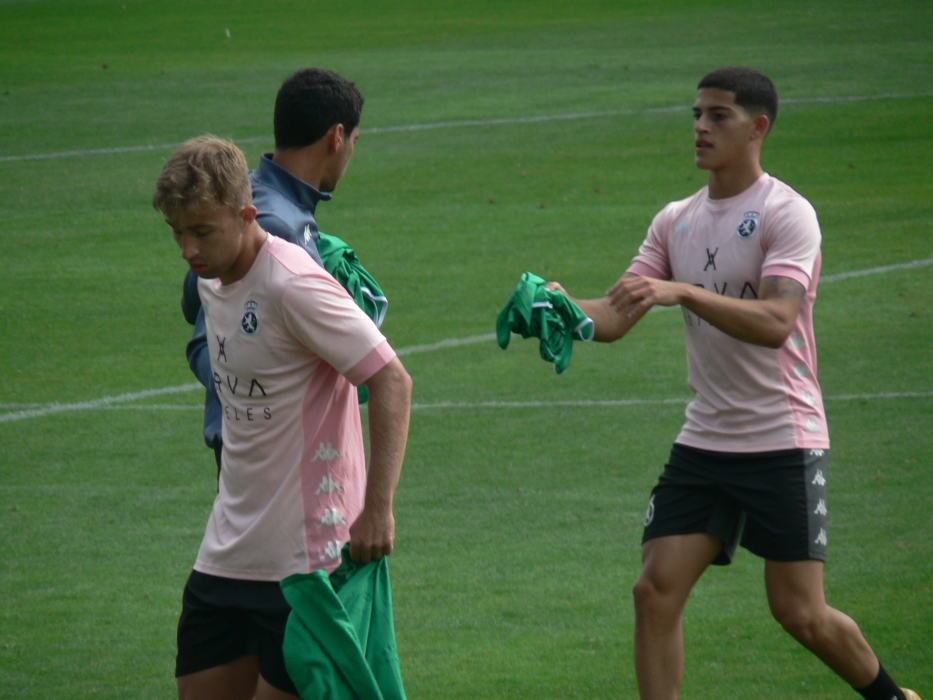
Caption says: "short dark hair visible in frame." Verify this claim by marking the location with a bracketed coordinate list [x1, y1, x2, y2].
[273, 68, 364, 150]
[698, 67, 778, 130]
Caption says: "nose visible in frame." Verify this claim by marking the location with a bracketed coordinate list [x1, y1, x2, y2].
[178, 234, 199, 261]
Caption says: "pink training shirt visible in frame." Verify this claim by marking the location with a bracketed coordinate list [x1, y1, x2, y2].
[195, 235, 395, 580]
[628, 173, 830, 453]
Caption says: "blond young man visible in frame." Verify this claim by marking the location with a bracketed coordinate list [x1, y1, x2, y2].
[550, 67, 919, 700]
[154, 136, 411, 700]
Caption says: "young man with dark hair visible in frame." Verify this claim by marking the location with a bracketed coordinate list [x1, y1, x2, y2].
[155, 135, 412, 700]
[549, 67, 919, 700]
[182, 68, 370, 472]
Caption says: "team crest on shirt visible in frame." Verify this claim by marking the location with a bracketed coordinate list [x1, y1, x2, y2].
[737, 211, 760, 238]
[241, 300, 259, 335]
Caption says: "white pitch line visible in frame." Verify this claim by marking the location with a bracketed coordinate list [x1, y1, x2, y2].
[1, 92, 930, 163]
[0, 384, 201, 423]
[10, 391, 929, 416]
[396, 332, 497, 356]
[409, 391, 933, 410]
[821, 257, 933, 283]
[1, 254, 930, 424]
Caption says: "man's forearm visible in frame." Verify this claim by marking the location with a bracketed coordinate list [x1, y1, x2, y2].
[676, 276, 804, 348]
[363, 357, 412, 511]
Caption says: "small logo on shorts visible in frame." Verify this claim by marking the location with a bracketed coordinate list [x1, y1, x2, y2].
[814, 528, 828, 546]
[241, 300, 259, 335]
[644, 494, 656, 527]
[737, 211, 760, 238]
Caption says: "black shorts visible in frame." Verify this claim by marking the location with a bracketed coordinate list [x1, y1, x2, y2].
[641, 444, 829, 565]
[175, 570, 298, 695]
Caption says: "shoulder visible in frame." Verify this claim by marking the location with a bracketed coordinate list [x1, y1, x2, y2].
[265, 236, 326, 277]
[650, 186, 707, 232]
[257, 212, 300, 243]
[761, 175, 818, 219]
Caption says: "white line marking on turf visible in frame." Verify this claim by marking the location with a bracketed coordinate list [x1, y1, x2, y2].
[821, 257, 933, 282]
[2, 92, 930, 163]
[0, 384, 201, 423]
[1, 255, 930, 423]
[396, 332, 497, 356]
[408, 391, 933, 410]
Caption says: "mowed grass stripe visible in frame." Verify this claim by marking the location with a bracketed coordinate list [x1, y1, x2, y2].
[2, 91, 931, 163]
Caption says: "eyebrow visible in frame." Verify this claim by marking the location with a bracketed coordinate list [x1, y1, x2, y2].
[693, 105, 737, 116]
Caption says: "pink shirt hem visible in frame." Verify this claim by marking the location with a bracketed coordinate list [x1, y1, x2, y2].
[344, 340, 396, 386]
[761, 263, 811, 289]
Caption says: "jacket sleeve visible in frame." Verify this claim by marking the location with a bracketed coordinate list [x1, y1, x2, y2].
[185, 307, 213, 390]
[180, 271, 202, 326]
[186, 307, 223, 449]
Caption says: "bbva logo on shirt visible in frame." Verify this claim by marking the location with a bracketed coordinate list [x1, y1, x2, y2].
[241, 299, 260, 335]
[737, 211, 760, 238]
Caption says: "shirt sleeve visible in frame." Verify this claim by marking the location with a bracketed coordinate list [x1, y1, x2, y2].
[760, 194, 821, 288]
[627, 207, 673, 280]
[280, 272, 393, 384]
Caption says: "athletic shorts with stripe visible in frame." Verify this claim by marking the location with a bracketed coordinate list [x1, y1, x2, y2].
[641, 444, 830, 565]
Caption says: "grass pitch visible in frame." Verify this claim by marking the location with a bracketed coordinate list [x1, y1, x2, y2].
[1, 1, 931, 698]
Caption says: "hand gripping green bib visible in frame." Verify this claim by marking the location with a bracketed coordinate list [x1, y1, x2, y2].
[280, 548, 406, 700]
[496, 272, 594, 374]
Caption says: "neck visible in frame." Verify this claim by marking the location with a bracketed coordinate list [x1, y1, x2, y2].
[272, 146, 327, 191]
[220, 223, 267, 285]
[706, 160, 764, 200]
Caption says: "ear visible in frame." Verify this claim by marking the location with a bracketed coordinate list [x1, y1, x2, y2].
[239, 203, 259, 225]
[752, 113, 771, 140]
[325, 123, 346, 153]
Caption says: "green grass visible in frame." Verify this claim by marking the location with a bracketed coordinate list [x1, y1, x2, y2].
[1, 0, 931, 697]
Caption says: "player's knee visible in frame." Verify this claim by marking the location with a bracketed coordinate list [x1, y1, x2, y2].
[770, 599, 825, 644]
[632, 573, 672, 618]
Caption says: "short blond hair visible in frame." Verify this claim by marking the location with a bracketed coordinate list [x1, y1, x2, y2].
[152, 135, 251, 219]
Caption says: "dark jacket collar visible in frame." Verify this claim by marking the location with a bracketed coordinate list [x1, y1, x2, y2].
[253, 153, 333, 211]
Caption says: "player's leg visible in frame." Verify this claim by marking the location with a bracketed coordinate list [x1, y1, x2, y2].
[635, 444, 746, 700]
[741, 450, 918, 699]
[741, 448, 877, 683]
[255, 674, 301, 700]
[177, 655, 260, 700]
[764, 559, 878, 686]
[634, 532, 721, 700]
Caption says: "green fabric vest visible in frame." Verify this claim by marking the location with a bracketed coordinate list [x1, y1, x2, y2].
[496, 271, 594, 374]
[318, 232, 389, 404]
[280, 549, 406, 700]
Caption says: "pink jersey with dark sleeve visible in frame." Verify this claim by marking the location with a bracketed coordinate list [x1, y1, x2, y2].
[195, 234, 395, 581]
[627, 173, 829, 452]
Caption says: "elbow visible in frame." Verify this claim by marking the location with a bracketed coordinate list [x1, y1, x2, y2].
[399, 366, 414, 399]
[761, 323, 795, 349]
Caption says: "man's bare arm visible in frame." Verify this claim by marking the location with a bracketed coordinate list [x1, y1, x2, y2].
[547, 274, 649, 342]
[350, 356, 412, 563]
[607, 274, 806, 348]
